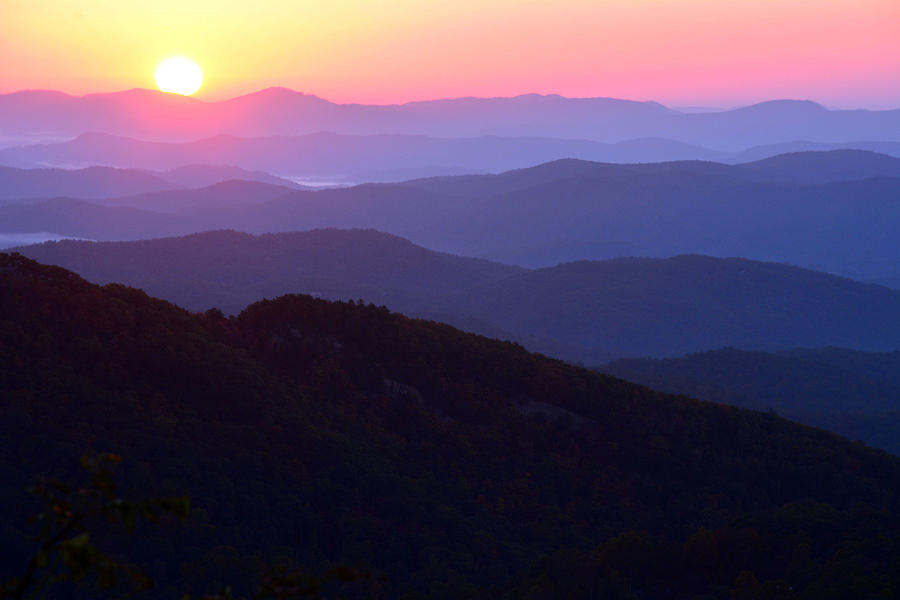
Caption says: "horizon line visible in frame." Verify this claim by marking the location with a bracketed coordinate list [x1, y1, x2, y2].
[2, 86, 899, 113]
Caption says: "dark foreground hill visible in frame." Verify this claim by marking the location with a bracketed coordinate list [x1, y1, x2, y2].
[3, 253, 900, 598]
[17, 231, 900, 359]
[605, 348, 900, 455]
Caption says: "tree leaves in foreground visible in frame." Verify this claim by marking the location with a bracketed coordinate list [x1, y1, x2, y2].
[1, 454, 189, 600]
[1, 455, 371, 600]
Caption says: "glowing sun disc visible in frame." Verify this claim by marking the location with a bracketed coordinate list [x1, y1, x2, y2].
[155, 57, 203, 95]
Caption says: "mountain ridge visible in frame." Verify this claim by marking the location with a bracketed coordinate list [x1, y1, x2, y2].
[4, 131, 898, 180]
[15, 230, 900, 361]
[0, 163, 301, 203]
[604, 347, 900, 454]
[2, 87, 897, 148]
[6, 87, 895, 112]
[4, 153, 900, 284]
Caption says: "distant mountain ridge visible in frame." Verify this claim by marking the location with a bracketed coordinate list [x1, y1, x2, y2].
[4, 130, 900, 180]
[1, 87, 897, 150]
[0, 163, 301, 203]
[0, 131, 728, 176]
[0, 164, 180, 201]
[3, 152, 900, 285]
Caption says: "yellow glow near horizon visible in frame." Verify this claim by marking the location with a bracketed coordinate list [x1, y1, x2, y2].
[154, 57, 203, 95]
[1, 0, 898, 108]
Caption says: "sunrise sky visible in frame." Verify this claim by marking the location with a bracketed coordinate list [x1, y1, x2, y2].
[1, 0, 898, 108]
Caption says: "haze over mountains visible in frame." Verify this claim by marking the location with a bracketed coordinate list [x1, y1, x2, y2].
[3, 130, 900, 183]
[0, 131, 726, 179]
[2, 88, 897, 188]
[4, 151, 900, 286]
[0, 163, 301, 203]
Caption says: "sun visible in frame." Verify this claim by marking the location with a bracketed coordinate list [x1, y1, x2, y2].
[154, 57, 203, 96]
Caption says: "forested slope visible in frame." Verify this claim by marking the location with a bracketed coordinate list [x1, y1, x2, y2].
[2, 253, 900, 598]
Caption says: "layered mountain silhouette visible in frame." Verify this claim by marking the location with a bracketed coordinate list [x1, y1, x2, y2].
[15, 229, 521, 314]
[4, 152, 900, 284]
[1, 88, 898, 149]
[0, 164, 179, 201]
[156, 164, 302, 189]
[729, 140, 900, 162]
[0, 163, 300, 203]
[4, 130, 900, 181]
[442, 255, 900, 357]
[0, 131, 727, 177]
[4, 252, 900, 597]
[605, 347, 900, 454]
[16, 230, 900, 360]
[93, 180, 301, 214]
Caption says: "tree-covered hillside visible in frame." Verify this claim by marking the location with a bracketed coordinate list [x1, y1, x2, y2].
[605, 347, 900, 455]
[3, 253, 900, 598]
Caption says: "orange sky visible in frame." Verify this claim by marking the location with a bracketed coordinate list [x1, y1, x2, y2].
[1, 0, 898, 108]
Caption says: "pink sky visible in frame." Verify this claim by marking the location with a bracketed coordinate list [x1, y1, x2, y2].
[1, 0, 898, 108]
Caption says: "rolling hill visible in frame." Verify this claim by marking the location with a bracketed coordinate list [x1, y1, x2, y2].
[4, 130, 900, 183]
[0, 164, 180, 202]
[158, 164, 302, 189]
[14, 229, 522, 316]
[95, 180, 299, 214]
[0, 163, 301, 204]
[0, 130, 727, 177]
[604, 347, 900, 454]
[738, 149, 900, 183]
[443, 255, 900, 357]
[0, 197, 203, 241]
[16, 231, 900, 360]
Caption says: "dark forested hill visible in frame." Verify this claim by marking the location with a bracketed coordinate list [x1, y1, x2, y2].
[3, 252, 900, 598]
[605, 347, 900, 455]
[17, 233, 900, 360]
